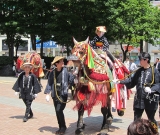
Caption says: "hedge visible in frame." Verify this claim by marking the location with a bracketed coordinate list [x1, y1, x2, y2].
[0, 56, 13, 66]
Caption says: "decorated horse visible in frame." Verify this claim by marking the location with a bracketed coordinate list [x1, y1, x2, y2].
[16, 51, 44, 79]
[67, 37, 131, 135]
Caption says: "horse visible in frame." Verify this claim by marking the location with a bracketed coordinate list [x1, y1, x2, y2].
[16, 51, 44, 81]
[67, 37, 131, 135]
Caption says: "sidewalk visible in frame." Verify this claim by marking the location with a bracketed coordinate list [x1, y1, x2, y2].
[0, 77, 159, 135]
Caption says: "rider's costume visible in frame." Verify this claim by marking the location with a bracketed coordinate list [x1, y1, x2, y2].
[90, 35, 109, 51]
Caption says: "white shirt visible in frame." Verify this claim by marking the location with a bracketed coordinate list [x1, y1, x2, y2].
[156, 62, 160, 69]
[124, 60, 130, 70]
[129, 62, 137, 72]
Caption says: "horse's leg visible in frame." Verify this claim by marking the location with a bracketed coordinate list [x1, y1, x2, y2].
[100, 91, 112, 134]
[100, 107, 109, 134]
[106, 97, 113, 125]
[75, 104, 85, 135]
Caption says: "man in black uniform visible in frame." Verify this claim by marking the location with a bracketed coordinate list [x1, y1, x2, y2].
[44, 56, 75, 135]
[113, 52, 160, 128]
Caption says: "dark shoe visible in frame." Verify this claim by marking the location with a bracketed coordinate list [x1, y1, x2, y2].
[59, 127, 67, 135]
[23, 117, 28, 122]
[55, 128, 61, 134]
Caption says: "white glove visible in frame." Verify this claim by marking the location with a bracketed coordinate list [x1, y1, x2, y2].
[112, 79, 120, 84]
[144, 87, 151, 93]
[34, 94, 38, 98]
[73, 67, 79, 75]
[15, 92, 19, 96]
[74, 78, 78, 84]
[46, 95, 50, 102]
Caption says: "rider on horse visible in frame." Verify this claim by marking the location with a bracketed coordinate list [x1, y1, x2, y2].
[69, 26, 130, 135]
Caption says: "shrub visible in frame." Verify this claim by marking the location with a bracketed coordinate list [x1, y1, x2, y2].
[0, 56, 13, 66]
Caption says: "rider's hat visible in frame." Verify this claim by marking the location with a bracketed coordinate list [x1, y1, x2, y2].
[20, 62, 33, 70]
[51, 56, 64, 65]
[96, 26, 107, 33]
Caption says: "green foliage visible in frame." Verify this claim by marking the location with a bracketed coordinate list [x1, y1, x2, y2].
[105, 0, 160, 46]
[0, 56, 13, 65]
[0, 0, 159, 58]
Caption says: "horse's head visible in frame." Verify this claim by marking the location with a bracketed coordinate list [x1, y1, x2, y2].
[72, 37, 89, 59]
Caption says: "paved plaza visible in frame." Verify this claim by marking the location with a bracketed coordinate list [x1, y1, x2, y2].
[0, 76, 159, 135]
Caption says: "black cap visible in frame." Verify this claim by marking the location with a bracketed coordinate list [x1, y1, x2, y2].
[138, 52, 150, 60]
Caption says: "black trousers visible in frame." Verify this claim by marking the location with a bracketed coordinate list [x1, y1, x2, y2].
[53, 96, 67, 128]
[22, 99, 33, 118]
[134, 108, 157, 126]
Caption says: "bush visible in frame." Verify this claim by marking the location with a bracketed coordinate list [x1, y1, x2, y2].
[0, 56, 13, 66]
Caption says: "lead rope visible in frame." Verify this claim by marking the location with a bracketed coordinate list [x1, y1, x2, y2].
[82, 62, 141, 84]
[54, 70, 75, 103]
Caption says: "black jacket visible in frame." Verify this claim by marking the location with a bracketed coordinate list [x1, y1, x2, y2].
[120, 66, 160, 110]
[12, 72, 41, 100]
[157, 62, 160, 73]
[44, 67, 75, 97]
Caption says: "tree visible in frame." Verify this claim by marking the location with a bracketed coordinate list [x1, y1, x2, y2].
[14, 0, 54, 52]
[14, 35, 28, 57]
[49, 0, 109, 55]
[104, 0, 160, 61]
[0, 1, 19, 57]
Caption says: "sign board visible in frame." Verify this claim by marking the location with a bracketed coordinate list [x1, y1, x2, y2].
[36, 40, 58, 48]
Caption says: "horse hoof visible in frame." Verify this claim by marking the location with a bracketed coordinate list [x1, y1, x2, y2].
[100, 124, 109, 134]
[75, 128, 84, 135]
[97, 133, 108, 135]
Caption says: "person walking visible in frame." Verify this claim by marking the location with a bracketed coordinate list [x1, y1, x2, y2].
[113, 52, 160, 128]
[12, 62, 41, 122]
[44, 56, 75, 135]
[124, 57, 130, 70]
[154, 57, 159, 67]
[155, 58, 160, 73]
[129, 59, 138, 73]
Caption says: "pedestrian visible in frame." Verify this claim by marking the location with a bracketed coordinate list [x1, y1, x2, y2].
[154, 57, 159, 67]
[12, 62, 41, 122]
[113, 52, 160, 128]
[129, 59, 138, 73]
[127, 118, 158, 135]
[124, 57, 130, 70]
[155, 58, 160, 73]
[12, 60, 17, 77]
[44, 56, 75, 135]
[43, 62, 46, 69]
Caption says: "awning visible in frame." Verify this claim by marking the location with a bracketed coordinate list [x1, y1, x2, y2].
[151, 50, 160, 53]
[123, 45, 140, 53]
